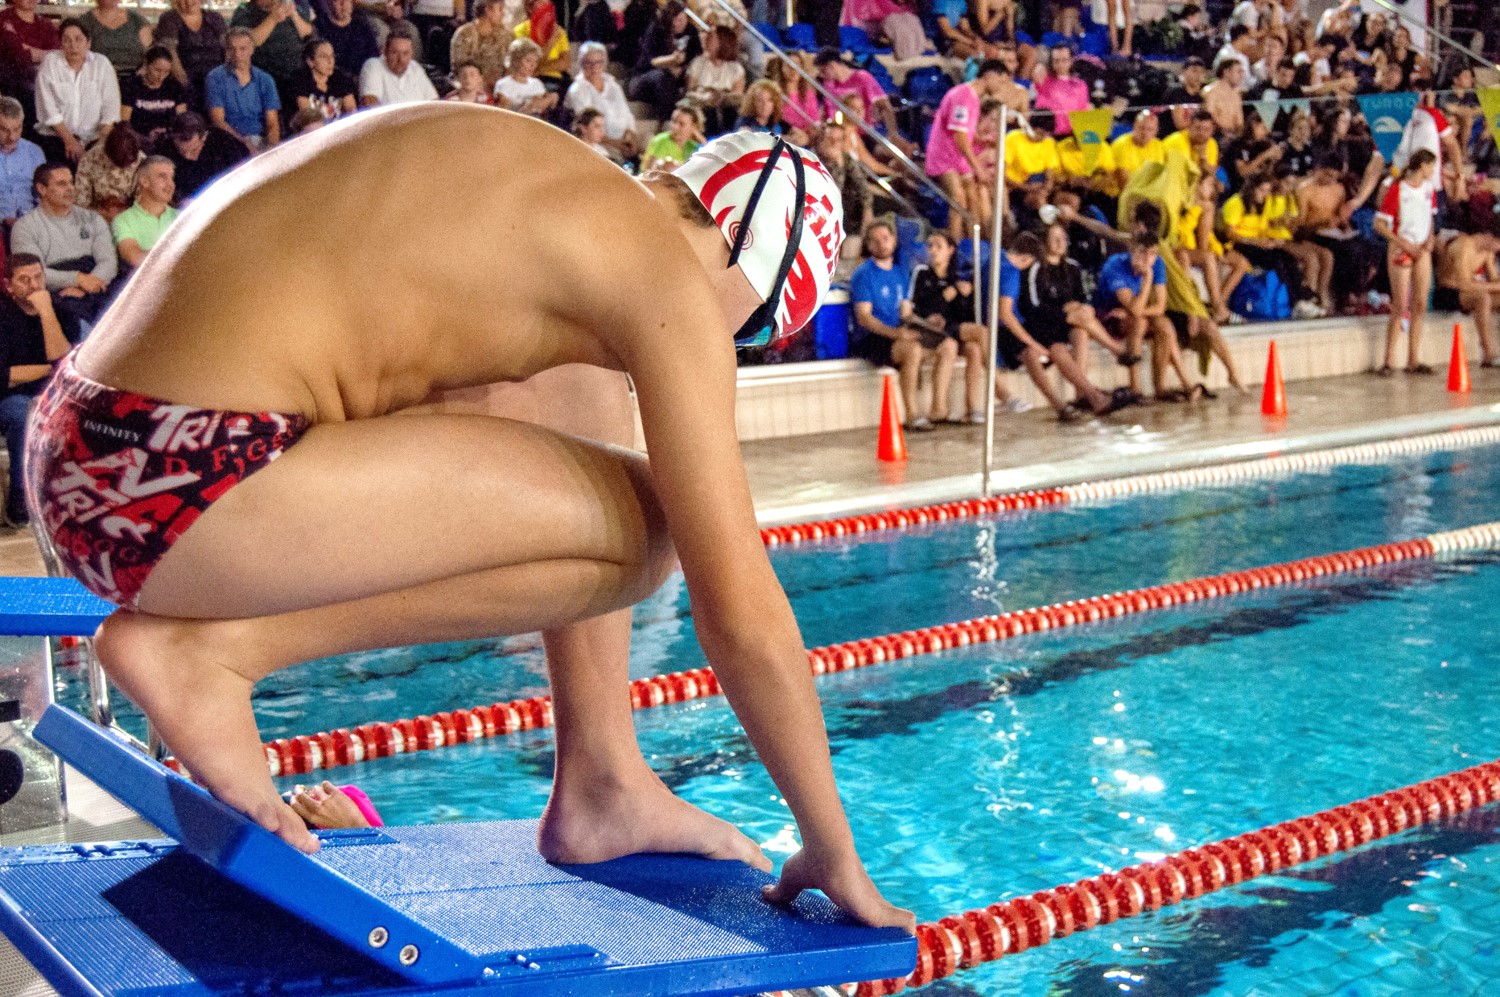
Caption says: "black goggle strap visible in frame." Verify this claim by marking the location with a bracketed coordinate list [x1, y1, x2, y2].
[733, 140, 808, 348]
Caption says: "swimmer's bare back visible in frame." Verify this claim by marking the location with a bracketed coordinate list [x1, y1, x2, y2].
[63, 105, 915, 931]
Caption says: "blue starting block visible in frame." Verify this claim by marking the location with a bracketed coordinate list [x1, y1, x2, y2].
[0, 576, 113, 636]
[0, 706, 915, 996]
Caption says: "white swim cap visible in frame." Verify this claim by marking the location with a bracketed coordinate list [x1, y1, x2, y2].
[674, 131, 845, 344]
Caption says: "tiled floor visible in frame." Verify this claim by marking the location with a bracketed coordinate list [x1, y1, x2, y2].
[743, 369, 1500, 523]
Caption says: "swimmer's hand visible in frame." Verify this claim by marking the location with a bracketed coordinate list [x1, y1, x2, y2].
[761, 846, 916, 934]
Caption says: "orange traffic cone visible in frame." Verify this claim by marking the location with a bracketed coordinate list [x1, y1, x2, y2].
[1260, 340, 1287, 417]
[1448, 323, 1471, 394]
[877, 371, 907, 462]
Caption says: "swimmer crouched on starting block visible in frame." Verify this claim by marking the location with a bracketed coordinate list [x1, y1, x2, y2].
[24, 104, 914, 932]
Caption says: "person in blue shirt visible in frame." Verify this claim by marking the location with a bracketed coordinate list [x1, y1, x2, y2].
[849, 218, 957, 431]
[998, 230, 1128, 420]
[0, 97, 43, 225]
[1097, 233, 1200, 401]
[205, 28, 283, 150]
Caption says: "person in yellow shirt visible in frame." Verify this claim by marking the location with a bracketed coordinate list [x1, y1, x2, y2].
[1161, 111, 1218, 176]
[1111, 109, 1164, 193]
[1057, 124, 1118, 201]
[1176, 172, 1249, 326]
[514, 0, 569, 82]
[1221, 171, 1321, 319]
[1262, 162, 1333, 315]
[1004, 109, 1060, 199]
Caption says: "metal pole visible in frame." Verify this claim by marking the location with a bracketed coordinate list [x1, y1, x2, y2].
[709, 0, 976, 228]
[981, 112, 1007, 497]
[971, 222, 982, 325]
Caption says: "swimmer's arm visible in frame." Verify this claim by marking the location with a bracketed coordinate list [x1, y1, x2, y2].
[616, 278, 907, 930]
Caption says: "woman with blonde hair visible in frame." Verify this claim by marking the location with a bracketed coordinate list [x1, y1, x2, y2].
[494, 37, 557, 117]
[734, 78, 783, 134]
[764, 55, 821, 144]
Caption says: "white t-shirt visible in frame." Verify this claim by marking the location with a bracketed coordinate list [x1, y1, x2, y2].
[1229, 0, 1261, 31]
[359, 58, 439, 105]
[1214, 44, 1251, 79]
[410, 0, 451, 16]
[564, 74, 634, 139]
[494, 75, 545, 107]
[1392, 105, 1451, 182]
[1376, 178, 1436, 246]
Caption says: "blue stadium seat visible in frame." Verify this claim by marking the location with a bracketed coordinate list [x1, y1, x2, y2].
[1079, 27, 1110, 57]
[749, 21, 780, 45]
[1041, 31, 1071, 49]
[783, 22, 818, 51]
[1014, 30, 1034, 46]
[894, 214, 928, 274]
[862, 57, 898, 95]
[903, 65, 952, 108]
[955, 238, 990, 282]
[840, 25, 891, 55]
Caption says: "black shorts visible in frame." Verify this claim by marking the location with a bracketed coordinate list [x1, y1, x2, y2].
[1433, 286, 1462, 312]
[1168, 311, 1193, 349]
[1000, 314, 1071, 368]
[853, 333, 894, 367]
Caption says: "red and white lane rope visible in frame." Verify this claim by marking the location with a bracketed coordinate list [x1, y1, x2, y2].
[758, 425, 1500, 547]
[248, 520, 1500, 779]
[851, 758, 1500, 994]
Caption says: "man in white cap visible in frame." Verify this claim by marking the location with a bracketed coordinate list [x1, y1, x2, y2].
[24, 104, 914, 933]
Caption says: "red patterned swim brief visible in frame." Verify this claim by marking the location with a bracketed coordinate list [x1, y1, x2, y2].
[24, 355, 310, 608]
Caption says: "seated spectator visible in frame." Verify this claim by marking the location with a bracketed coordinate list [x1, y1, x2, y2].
[155, 110, 246, 202]
[206, 29, 280, 149]
[35, 20, 120, 164]
[984, 45, 1031, 114]
[1003, 110, 1059, 197]
[629, 1, 698, 125]
[1222, 171, 1320, 318]
[685, 25, 744, 137]
[814, 48, 913, 159]
[292, 38, 357, 120]
[121, 47, 190, 145]
[153, 0, 228, 97]
[640, 100, 702, 173]
[573, 107, 614, 159]
[1247, 56, 1301, 105]
[1250, 34, 1285, 84]
[765, 54, 820, 144]
[999, 230, 1128, 419]
[445, 61, 493, 103]
[1203, 59, 1245, 135]
[733, 79, 783, 136]
[1111, 110, 1163, 194]
[1056, 122, 1117, 209]
[1176, 4, 1218, 65]
[79, 0, 152, 78]
[571, 0, 617, 47]
[1441, 63, 1481, 154]
[0, 252, 79, 528]
[1162, 110, 1218, 176]
[1215, 24, 1253, 79]
[833, 92, 896, 179]
[1375, 150, 1438, 375]
[849, 219, 955, 430]
[1437, 226, 1500, 367]
[513, 0, 569, 87]
[493, 38, 556, 117]
[1022, 221, 1128, 382]
[407, 0, 462, 76]
[813, 121, 872, 254]
[840, 0, 929, 61]
[360, 23, 437, 107]
[1161, 57, 1207, 135]
[1033, 45, 1088, 137]
[111, 154, 176, 269]
[565, 41, 639, 160]
[0, 0, 60, 119]
[230, 0, 314, 105]
[1097, 234, 1199, 401]
[910, 230, 990, 422]
[1176, 172, 1248, 324]
[930, 0, 983, 59]
[1225, 109, 1278, 193]
[75, 123, 143, 220]
[1297, 147, 1380, 310]
[1377, 25, 1423, 90]
[314, 0, 380, 79]
[0, 97, 44, 226]
[450, 0, 510, 90]
[925, 59, 1008, 243]
[12, 162, 117, 326]
[285, 103, 324, 135]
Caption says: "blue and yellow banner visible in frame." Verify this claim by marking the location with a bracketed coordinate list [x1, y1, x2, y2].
[1068, 108, 1115, 173]
[1356, 92, 1420, 164]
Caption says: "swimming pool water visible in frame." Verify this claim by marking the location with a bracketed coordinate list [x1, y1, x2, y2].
[54, 441, 1500, 993]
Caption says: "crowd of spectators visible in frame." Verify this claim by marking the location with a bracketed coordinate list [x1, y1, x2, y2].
[0, 0, 1489, 489]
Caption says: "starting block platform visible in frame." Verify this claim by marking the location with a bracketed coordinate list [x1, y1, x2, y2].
[0, 705, 915, 996]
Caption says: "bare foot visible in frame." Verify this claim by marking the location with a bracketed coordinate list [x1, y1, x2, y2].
[538, 766, 770, 871]
[94, 611, 320, 853]
[290, 781, 371, 830]
[763, 846, 916, 933]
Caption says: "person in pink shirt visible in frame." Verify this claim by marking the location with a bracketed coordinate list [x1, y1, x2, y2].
[1033, 45, 1090, 136]
[766, 53, 821, 144]
[925, 58, 1009, 241]
[839, 0, 930, 60]
[814, 46, 915, 157]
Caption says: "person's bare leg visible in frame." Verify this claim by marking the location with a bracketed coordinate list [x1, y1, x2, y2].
[1465, 291, 1497, 363]
[97, 413, 765, 866]
[940, 172, 968, 244]
[929, 336, 958, 420]
[1407, 252, 1431, 368]
[892, 339, 924, 422]
[1020, 346, 1069, 412]
[1047, 343, 1110, 410]
[1148, 315, 1190, 396]
[959, 326, 986, 413]
[1221, 251, 1249, 305]
[1385, 253, 1410, 369]
[1196, 318, 1246, 392]
[1070, 325, 1090, 377]
[1313, 244, 1334, 311]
